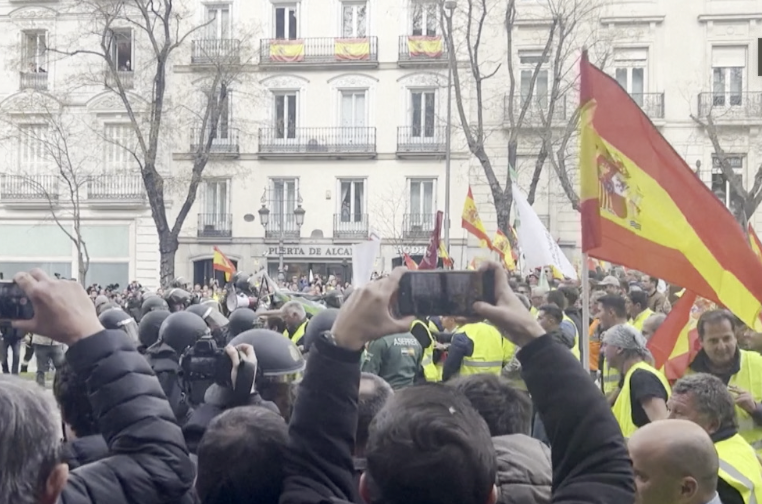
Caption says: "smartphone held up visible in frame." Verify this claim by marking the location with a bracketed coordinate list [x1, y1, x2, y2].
[0, 281, 34, 321]
[395, 269, 496, 318]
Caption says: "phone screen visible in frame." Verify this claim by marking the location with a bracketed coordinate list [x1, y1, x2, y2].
[0, 281, 34, 320]
[395, 270, 495, 317]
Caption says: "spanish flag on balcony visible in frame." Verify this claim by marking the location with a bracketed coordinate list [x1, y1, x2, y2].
[269, 39, 305, 62]
[334, 38, 370, 60]
[407, 36, 443, 57]
[579, 50, 762, 330]
[749, 223, 762, 263]
[212, 246, 236, 281]
[492, 229, 516, 271]
[461, 186, 493, 250]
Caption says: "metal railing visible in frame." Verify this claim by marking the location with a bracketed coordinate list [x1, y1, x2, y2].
[333, 213, 369, 239]
[258, 127, 376, 155]
[0, 174, 58, 200]
[191, 39, 241, 64]
[403, 213, 436, 240]
[629, 92, 664, 119]
[504, 95, 567, 126]
[697, 92, 762, 120]
[19, 71, 48, 91]
[197, 213, 233, 238]
[265, 213, 301, 239]
[104, 70, 134, 90]
[259, 37, 378, 65]
[397, 35, 448, 63]
[397, 126, 446, 153]
[87, 174, 144, 200]
[190, 127, 240, 154]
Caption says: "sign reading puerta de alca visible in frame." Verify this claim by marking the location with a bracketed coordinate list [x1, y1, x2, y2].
[266, 245, 353, 257]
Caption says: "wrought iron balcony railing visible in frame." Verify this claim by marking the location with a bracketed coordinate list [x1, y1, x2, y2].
[259, 37, 378, 65]
[397, 126, 446, 154]
[191, 39, 241, 64]
[87, 174, 145, 200]
[1, 174, 58, 200]
[258, 127, 376, 155]
[104, 70, 134, 90]
[403, 213, 436, 240]
[630, 92, 664, 119]
[190, 127, 240, 154]
[504, 95, 567, 126]
[20, 71, 48, 91]
[265, 213, 301, 239]
[397, 35, 448, 65]
[197, 213, 233, 238]
[697, 92, 762, 121]
[333, 213, 369, 239]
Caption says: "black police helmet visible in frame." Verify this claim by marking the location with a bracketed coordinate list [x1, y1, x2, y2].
[229, 329, 305, 378]
[158, 311, 210, 354]
[324, 290, 343, 309]
[302, 308, 339, 352]
[228, 308, 259, 337]
[138, 310, 170, 348]
[141, 296, 169, 318]
[98, 308, 132, 329]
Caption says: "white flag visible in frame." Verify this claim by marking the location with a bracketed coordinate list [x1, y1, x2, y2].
[511, 185, 577, 280]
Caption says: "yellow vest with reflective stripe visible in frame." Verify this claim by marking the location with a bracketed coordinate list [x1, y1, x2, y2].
[601, 322, 635, 395]
[413, 320, 440, 383]
[631, 309, 654, 332]
[716, 433, 762, 504]
[563, 313, 581, 359]
[459, 322, 506, 377]
[611, 361, 670, 438]
[283, 320, 308, 345]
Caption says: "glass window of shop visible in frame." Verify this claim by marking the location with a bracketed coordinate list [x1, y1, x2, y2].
[268, 261, 352, 289]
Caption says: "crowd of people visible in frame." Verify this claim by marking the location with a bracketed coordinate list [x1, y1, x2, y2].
[1, 259, 760, 504]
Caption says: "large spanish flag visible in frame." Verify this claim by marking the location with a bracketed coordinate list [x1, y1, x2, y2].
[461, 186, 494, 250]
[212, 246, 236, 281]
[749, 224, 762, 263]
[579, 51, 762, 330]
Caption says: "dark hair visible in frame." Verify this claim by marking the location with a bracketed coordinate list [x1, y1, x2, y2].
[628, 290, 648, 310]
[546, 290, 567, 310]
[450, 374, 532, 436]
[697, 310, 736, 339]
[649, 276, 659, 285]
[196, 406, 288, 504]
[537, 304, 564, 325]
[559, 286, 579, 307]
[366, 384, 496, 504]
[597, 295, 627, 319]
[53, 360, 98, 437]
[672, 373, 737, 431]
[358, 373, 393, 451]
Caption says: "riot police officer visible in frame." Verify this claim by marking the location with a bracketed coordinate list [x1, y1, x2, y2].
[94, 295, 115, 316]
[140, 295, 170, 320]
[98, 308, 140, 344]
[137, 310, 170, 354]
[164, 288, 193, 312]
[186, 303, 230, 346]
[228, 308, 259, 337]
[301, 308, 339, 354]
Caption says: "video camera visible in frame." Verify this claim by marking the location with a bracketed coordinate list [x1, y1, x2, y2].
[179, 336, 234, 405]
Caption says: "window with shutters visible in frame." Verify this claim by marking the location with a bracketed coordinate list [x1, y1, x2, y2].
[711, 46, 746, 107]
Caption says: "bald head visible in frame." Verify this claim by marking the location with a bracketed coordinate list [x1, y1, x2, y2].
[642, 313, 667, 340]
[629, 420, 718, 504]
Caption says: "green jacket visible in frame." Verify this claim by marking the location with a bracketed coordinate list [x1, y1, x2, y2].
[362, 333, 423, 390]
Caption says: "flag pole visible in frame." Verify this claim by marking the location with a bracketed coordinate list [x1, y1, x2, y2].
[581, 252, 591, 371]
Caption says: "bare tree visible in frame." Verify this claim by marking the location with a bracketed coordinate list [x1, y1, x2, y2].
[54, 0, 254, 284]
[0, 101, 91, 285]
[370, 182, 412, 250]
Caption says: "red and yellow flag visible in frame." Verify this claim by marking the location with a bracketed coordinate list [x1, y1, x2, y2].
[461, 186, 494, 250]
[403, 253, 418, 270]
[438, 242, 454, 268]
[579, 51, 762, 330]
[212, 246, 236, 281]
[648, 291, 717, 382]
[749, 224, 762, 263]
[492, 229, 516, 271]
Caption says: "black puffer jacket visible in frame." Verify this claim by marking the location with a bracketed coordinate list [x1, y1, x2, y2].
[61, 435, 109, 470]
[59, 330, 195, 504]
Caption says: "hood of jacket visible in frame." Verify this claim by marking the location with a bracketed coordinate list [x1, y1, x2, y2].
[493, 434, 552, 504]
[62, 434, 109, 470]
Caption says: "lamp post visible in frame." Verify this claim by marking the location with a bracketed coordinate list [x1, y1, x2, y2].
[259, 190, 306, 283]
[443, 0, 457, 252]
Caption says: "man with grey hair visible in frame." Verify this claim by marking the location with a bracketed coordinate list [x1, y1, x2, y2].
[642, 312, 667, 340]
[282, 300, 309, 346]
[603, 323, 670, 437]
[0, 269, 194, 504]
[669, 373, 762, 504]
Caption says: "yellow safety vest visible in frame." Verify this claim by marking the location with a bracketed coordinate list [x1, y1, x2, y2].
[689, 350, 762, 455]
[562, 313, 581, 359]
[530, 306, 538, 318]
[459, 322, 509, 377]
[716, 433, 762, 504]
[630, 309, 654, 332]
[413, 320, 441, 383]
[601, 322, 636, 395]
[611, 361, 670, 438]
[283, 320, 308, 345]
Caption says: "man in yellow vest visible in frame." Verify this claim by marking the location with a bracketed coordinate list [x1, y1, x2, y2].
[281, 300, 309, 346]
[669, 373, 762, 504]
[596, 295, 630, 400]
[603, 324, 670, 437]
[529, 286, 547, 318]
[410, 318, 440, 383]
[627, 290, 654, 332]
[441, 317, 513, 382]
[686, 310, 762, 456]
[547, 290, 581, 360]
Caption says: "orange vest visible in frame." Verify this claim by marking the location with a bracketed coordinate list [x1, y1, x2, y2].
[589, 318, 601, 372]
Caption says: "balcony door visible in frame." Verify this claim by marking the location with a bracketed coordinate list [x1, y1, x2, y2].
[341, 2, 367, 38]
[711, 46, 746, 107]
[270, 178, 297, 230]
[212, 85, 232, 144]
[340, 90, 367, 144]
[274, 5, 298, 39]
[410, 89, 436, 140]
[339, 179, 364, 223]
[206, 5, 231, 39]
[408, 178, 435, 229]
[613, 48, 647, 107]
[274, 92, 298, 140]
[203, 180, 229, 232]
[411, 2, 437, 36]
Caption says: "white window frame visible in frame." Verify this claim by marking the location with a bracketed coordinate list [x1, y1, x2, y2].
[213, 85, 233, 142]
[22, 30, 48, 73]
[408, 88, 437, 140]
[336, 178, 366, 222]
[273, 3, 299, 39]
[410, 2, 438, 36]
[613, 48, 647, 106]
[518, 49, 549, 107]
[339, 1, 368, 38]
[202, 179, 230, 216]
[407, 177, 436, 218]
[337, 89, 368, 128]
[107, 29, 133, 71]
[103, 123, 134, 173]
[17, 124, 47, 175]
[272, 91, 299, 140]
[205, 3, 232, 39]
[711, 154, 744, 208]
[268, 177, 299, 220]
[711, 46, 746, 108]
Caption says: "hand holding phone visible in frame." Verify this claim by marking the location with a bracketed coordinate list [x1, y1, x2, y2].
[0, 281, 34, 321]
[395, 270, 496, 318]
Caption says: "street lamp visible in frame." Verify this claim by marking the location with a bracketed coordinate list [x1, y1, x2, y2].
[259, 189, 306, 283]
[442, 0, 456, 252]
